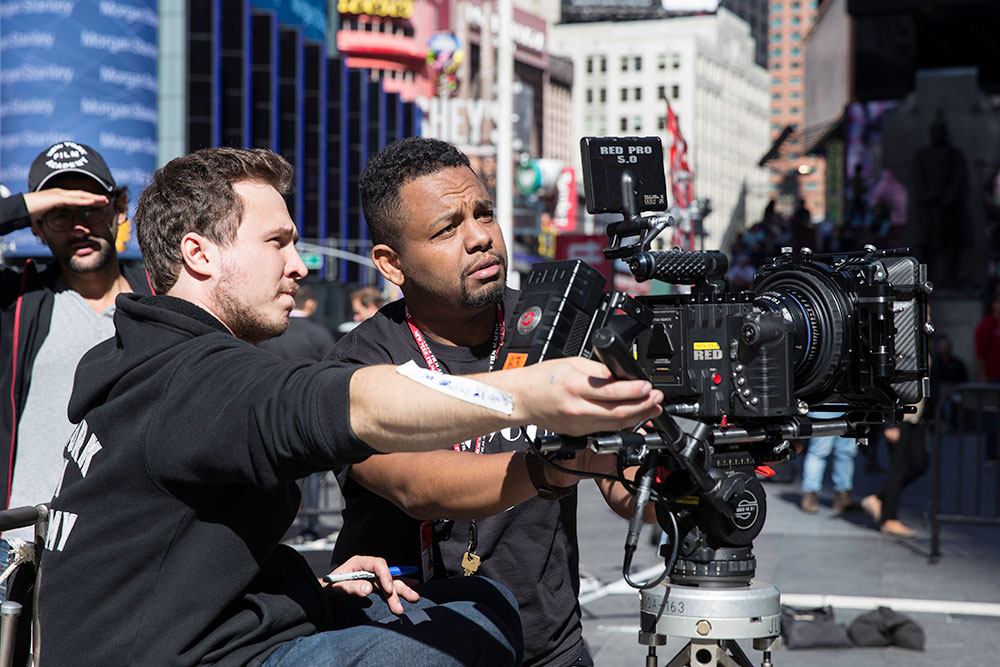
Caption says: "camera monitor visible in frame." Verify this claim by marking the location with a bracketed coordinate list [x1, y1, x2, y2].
[580, 136, 667, 214]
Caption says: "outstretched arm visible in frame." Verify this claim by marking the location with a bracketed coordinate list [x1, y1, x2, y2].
[349, 356, 664, 455]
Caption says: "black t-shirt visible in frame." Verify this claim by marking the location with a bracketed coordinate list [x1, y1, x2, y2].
[328, 291, 584, 667]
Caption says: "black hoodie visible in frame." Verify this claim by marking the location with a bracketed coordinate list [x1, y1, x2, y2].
[37, 293, 375, 666]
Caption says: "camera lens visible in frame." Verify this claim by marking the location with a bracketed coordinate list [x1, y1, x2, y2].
[752, 267, 851, 404]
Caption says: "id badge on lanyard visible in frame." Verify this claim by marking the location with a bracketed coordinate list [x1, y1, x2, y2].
[407, 304, 504, 579]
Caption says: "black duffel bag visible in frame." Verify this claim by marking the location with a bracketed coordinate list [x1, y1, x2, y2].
[780, 604, 853, 649]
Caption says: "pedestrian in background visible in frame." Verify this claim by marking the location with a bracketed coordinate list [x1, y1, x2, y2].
[350, 285, 385, 322]
[799, 413, 859, 515]
[862, 401, 928, 537]
[974, 285, 1000, 463]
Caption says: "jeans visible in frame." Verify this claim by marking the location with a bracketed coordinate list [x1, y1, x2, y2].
[263, 577, 523, 667]
[801, 434, 858, 493]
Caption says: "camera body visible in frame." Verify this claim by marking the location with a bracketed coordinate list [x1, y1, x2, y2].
[500, 136, 931, 428]
[635, 248, 928, 420]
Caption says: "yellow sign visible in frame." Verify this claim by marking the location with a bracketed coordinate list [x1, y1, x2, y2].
[693, 342, 720, 350]
[537, 228, 556, 259]
[338, 0, 413, 19]
[116, 218, 132, 253]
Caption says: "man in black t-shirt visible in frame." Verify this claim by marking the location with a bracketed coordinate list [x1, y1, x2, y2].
[330, 138, 652, 667]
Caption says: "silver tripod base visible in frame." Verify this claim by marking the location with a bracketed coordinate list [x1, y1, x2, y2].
[638, 581, 781, 667]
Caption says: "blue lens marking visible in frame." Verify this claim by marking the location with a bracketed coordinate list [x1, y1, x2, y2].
[786, 292, 811, 355]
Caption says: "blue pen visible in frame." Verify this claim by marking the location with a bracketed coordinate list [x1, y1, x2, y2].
[322, 566, 418, 584]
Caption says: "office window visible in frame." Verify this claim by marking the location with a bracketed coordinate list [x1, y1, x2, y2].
[600, 56, 607, 73]
[672, 84, 679, 99]
[634, 56, 642, 71]
[789, 76, 801, 84]
[658, 53, 666, 70]
[586, 88, 593, 103]
[600, 87, 606, 102]
[771, 3, 782, 10]
[791, 16, 800, 25]
[620, 117, 628, 132]
[586, 57, 593, 74]
[658, 117, 666, 130]
[771, 122, 781, 130]
[658, 85, 666, 99]
[771, 108, 781, 115]
[772, 92, 782, 100]
[770, 18, 782, 27]
[772, 77, 782, 85]
[672, 53, 680, 69]
[789, 91, 800, 99]
[805, 181, 818, 190]
[791, 32, 801, 41]
[635, 87, 642, 101]
[791, 1, 800, 8]
[770, 48, 782, 58]
[790, 47, 801, 56]
[790, 60, 801, 68]
[620, 88, 628, 102]
[584, 116, 593, 133]
[770, 33, 782, 42]
[789, 106, 800, 114]
[598, 117, 606, 134]
[621, 56, 628, 72]
[771, 62, 782, 69]
[633, 116, 642, 131]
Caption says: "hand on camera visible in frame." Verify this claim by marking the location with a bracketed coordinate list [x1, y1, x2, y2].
[514, 357, 663, 436]
[322, 555, 419, 614]
[542, 448, 619, 487]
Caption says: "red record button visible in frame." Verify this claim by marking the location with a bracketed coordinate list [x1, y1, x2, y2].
[711, 372, 723, 385]
[520, 311, 535, 327]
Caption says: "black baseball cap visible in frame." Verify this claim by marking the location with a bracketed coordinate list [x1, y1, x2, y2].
[28, 141, 116, 193]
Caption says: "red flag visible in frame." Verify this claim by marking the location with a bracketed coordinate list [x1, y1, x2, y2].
[666, 100, 694, 249]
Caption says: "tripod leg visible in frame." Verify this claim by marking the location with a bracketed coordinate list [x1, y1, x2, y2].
[661, 639, 756, 667]
[663, 641, 692, 667]
[718, 640, 753, 667]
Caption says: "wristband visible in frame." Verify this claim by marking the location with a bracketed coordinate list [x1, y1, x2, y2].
[524, 450, 576, 501]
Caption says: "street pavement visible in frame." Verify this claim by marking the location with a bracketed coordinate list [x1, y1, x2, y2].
[574, 443, 1000, 667]
[293, 440, 1000, 666]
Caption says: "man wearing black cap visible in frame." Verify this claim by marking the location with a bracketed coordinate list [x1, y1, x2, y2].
[0, 141, 153, 536]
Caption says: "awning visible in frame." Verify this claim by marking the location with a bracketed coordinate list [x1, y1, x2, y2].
[758, 113, 846, 166]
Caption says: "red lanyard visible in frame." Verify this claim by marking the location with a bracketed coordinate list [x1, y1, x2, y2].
[405, 304, 505, 453]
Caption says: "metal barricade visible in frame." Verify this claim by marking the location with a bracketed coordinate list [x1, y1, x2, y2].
[0, 504, 48, 667]
[929, 383, 1000, 562]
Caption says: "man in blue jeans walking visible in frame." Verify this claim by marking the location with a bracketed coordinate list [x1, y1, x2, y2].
[800, 412, 860, 514]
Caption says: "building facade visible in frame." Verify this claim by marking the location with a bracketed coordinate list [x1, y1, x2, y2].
[550, 9, 771, 249]
[767, 0, 824, 219]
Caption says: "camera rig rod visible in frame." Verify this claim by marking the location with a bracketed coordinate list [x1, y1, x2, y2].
[538, 415, 857, 454]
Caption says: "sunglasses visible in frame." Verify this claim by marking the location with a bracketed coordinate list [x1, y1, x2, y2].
[41, 199, 117, 232]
